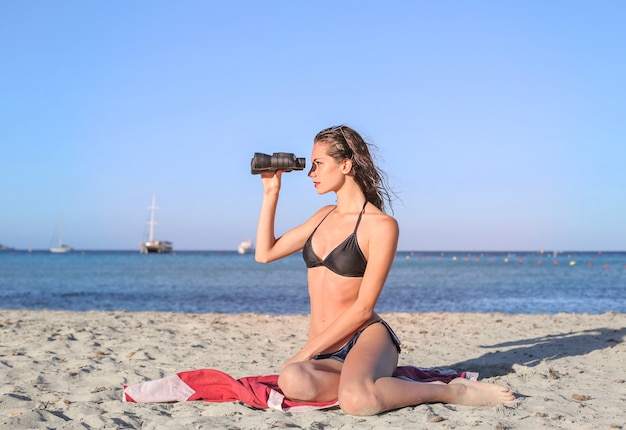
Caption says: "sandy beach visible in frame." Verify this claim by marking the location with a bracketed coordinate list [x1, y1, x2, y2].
[1, 309, 624, 429]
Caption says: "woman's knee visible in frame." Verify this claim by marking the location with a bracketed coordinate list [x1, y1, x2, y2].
[338, 383, 383, 416]
[278, 364, 319, 401]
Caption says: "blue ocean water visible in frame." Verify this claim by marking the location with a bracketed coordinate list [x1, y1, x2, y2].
[0, 250, 624, 315]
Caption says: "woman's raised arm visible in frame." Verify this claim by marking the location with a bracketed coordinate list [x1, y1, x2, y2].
[255, 171, 329, 263]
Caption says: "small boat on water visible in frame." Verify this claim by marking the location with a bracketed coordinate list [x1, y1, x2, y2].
[141, 239, 173, 254]
[140, 195, 173, 254]
[50, 217, 73, 253]
[237, 239, 254, 254]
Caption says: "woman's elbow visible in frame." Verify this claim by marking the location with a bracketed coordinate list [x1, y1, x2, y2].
[354, 303, 375, 322]
[254, 254, 267, 264]
[254, 251, 271, 264]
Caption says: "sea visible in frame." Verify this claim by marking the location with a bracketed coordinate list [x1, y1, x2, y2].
[1, 250, 625, 315]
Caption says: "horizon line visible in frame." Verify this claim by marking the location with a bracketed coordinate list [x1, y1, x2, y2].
[2, 248, 624, 254]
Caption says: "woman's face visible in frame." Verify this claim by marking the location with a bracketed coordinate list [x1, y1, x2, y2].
[308, 142, 345, 194]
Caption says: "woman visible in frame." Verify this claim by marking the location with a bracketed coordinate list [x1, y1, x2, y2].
[255, 125, 515, 416]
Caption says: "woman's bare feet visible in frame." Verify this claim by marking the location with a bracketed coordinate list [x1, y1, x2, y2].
[448, 378, 516, 406]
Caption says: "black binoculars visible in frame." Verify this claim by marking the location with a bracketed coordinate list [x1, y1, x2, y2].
[250, 152, 306, 175]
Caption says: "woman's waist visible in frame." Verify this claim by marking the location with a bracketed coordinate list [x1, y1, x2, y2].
[309, 313, 381, 352]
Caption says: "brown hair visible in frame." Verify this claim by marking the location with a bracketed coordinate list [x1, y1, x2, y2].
[314, 125, 395, 213]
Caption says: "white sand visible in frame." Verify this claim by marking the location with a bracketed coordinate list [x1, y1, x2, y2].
[1, 310, 625, 429]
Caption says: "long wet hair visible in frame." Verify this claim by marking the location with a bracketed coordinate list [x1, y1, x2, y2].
[314, 125, 395, 213]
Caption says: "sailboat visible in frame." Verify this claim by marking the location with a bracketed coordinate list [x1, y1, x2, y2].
[50, 217, 73, 253]
[140, 195, 173, 254]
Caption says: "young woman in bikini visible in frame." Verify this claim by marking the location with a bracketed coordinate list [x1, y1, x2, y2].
[255, 125, 515, 416]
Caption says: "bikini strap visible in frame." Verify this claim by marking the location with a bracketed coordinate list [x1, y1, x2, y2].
[353, 200, 368, 232]
[311, 206, 336, 233]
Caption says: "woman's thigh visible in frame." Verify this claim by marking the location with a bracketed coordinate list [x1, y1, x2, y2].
[339, 322, 399, 387]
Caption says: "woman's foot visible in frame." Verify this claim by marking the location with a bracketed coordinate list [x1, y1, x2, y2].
[448, 378, 516, 406]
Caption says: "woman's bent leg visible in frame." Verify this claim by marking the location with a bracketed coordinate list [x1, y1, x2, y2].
[337, 322, 400, 415]
[338, 323, 515, 416]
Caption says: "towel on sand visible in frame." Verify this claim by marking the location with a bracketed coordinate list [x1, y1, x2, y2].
[123, 366, 477, 412]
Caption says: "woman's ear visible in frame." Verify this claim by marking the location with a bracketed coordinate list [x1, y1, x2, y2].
[341, 158, 353, 174]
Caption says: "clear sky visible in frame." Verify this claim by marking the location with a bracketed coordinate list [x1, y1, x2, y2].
[1, 1, 625, 251]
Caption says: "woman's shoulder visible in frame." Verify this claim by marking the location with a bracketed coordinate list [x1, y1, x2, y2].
[317, 204, 337, 213]
[364, 202, 396, 220]
[304, 204, 336, 225]
[363, 206, 398, 232]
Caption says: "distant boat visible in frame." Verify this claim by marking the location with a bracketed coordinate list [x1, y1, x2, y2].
[237, 239, 254, 255]
[50, 217, 73, 254]
[140, 195, 173, 254]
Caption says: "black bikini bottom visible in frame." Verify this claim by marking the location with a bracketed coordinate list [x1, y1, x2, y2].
[311, 319, 401, 363]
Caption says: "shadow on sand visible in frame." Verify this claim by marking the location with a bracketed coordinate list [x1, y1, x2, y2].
[447, 326, 626, 378]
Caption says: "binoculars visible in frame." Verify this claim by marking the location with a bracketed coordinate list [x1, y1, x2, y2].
[250, 152, 306, 175]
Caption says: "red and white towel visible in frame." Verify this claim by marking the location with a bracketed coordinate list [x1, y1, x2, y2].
[123, 366, 477, 412]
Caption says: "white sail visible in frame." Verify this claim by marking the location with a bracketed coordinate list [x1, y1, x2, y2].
[50, 217, 73, 253]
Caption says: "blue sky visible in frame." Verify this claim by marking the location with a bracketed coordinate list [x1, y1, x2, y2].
[1, 1, 625, 251]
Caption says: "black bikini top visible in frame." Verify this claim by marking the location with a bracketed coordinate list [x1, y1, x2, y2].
[302, 201, 368, 277]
